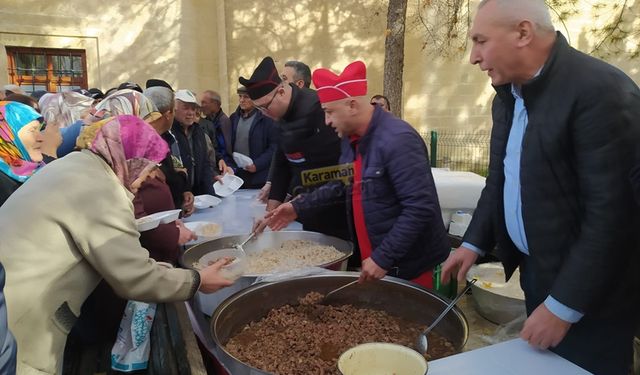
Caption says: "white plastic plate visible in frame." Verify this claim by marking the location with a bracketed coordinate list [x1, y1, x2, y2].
[194, 194, 222, 210]
[213, 174, 244, 197]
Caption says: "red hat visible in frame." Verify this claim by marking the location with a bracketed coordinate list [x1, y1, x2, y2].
[312, 61, 367, 103]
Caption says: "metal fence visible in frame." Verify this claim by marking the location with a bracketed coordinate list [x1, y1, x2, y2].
[420, 130, 491, 176]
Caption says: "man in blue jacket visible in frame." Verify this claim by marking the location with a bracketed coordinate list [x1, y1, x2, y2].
[263, 61, 449, 286]
[229, 86, 279, 189]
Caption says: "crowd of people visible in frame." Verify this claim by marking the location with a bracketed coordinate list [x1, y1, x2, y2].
[0, 0, 639, 374]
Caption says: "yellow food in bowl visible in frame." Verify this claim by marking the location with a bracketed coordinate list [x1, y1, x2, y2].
[199, 223, 221, 236]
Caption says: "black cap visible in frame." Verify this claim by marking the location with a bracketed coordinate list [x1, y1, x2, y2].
[117, 81, 143, 93]
[73, 88, 92, 97]
[239, 56, 282, 100]
[30, 90, 49, 101]
[237, 86, 248, 94]
[145, 79, 174, 91]
[88, 88, 105, 100]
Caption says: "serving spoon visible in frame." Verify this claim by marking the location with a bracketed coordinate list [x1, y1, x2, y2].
[233, 232, 255, 257]
[321, 280, 359, 303]
[416, 278, 476, 355]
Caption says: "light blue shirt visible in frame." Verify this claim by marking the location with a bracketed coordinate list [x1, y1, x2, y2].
[503, 85, 530, 254]
[463, 78, 583, 324]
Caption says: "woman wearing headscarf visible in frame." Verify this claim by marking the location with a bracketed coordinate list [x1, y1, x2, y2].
[92, 88, 159, 122]
[84, 89, 195, 262]
[48, 89, 151, 160]
[38, 91, 94, 161]
[68, 90, 197, 348]
[0, 115, 233, 374]
[0, 101, 44, 206]
[91, 89, 194, 212]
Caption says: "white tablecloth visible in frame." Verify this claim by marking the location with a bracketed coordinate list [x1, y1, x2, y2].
[429, 339, 592, 374]
[184, 189, 302, 236]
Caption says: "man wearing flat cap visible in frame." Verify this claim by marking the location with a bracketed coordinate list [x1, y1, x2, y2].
[263, 61, 449, 287]
[245, 56, 348, 241]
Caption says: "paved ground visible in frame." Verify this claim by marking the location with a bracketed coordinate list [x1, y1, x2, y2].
[455, 289, 521, 351]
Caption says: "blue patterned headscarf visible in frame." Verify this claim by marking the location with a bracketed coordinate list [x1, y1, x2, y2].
[0, 101, 44, 182]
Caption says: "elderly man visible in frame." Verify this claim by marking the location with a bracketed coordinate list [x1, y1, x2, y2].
[200, 90, 233, 165]
[440, 1, 640, 373]
[228, 86, 278, 188]
[264, 61, 449, 286]
[143, 84, 195, 215]
[171, 89, 219, 196]
[281, 60, 312, 89]
[244, 56, 348, 240]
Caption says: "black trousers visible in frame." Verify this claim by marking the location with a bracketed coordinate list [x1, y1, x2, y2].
[519, 259, 635, 375]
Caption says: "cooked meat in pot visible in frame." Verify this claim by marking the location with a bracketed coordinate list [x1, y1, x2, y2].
[226, 292, 457, 375]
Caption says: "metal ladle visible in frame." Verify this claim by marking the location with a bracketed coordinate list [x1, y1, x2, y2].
[416, 278, 477, 354]
[321, 280, 359, 303]
[233, 232, 255, 257]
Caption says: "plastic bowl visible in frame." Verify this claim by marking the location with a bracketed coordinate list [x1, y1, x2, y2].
[194, 194, 222, 210]
[135, 215, 161, 232]
[184, 221, 223, 239]
[198, 248, 246, 281]
[154, 209, 182, 224]
[338, 343, 428, 375]
[213, 174, 244, 197]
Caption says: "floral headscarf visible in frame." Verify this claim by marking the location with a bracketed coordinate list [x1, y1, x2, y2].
[92, 89, 161, 123]
[77, 115, 168, 191]
[0, 101, 44, 182]
[38, 92, 94, 129]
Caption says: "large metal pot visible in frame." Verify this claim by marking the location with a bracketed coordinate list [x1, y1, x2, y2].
[179, 231, 353, 315]
[211, 272, 469, 375]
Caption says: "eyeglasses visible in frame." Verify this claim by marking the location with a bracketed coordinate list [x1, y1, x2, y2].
[252, 86, 281, 112]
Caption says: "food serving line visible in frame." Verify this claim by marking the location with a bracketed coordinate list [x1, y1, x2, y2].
[182, 189, 592, 374]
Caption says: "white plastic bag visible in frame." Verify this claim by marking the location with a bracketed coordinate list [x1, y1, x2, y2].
[478, 314, 526, 346]
[110, 301, 157, 372]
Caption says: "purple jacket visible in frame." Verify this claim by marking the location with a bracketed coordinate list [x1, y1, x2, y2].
[293, 106, 449, 279]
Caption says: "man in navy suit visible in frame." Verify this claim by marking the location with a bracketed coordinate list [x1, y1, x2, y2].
[441, 1, 640, 373]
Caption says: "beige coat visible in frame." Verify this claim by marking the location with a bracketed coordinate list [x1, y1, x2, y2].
[0, 151, 199, 374]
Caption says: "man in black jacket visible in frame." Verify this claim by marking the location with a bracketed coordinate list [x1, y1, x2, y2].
[441, 1, 640, 374]
[242, 57, 348, 240]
